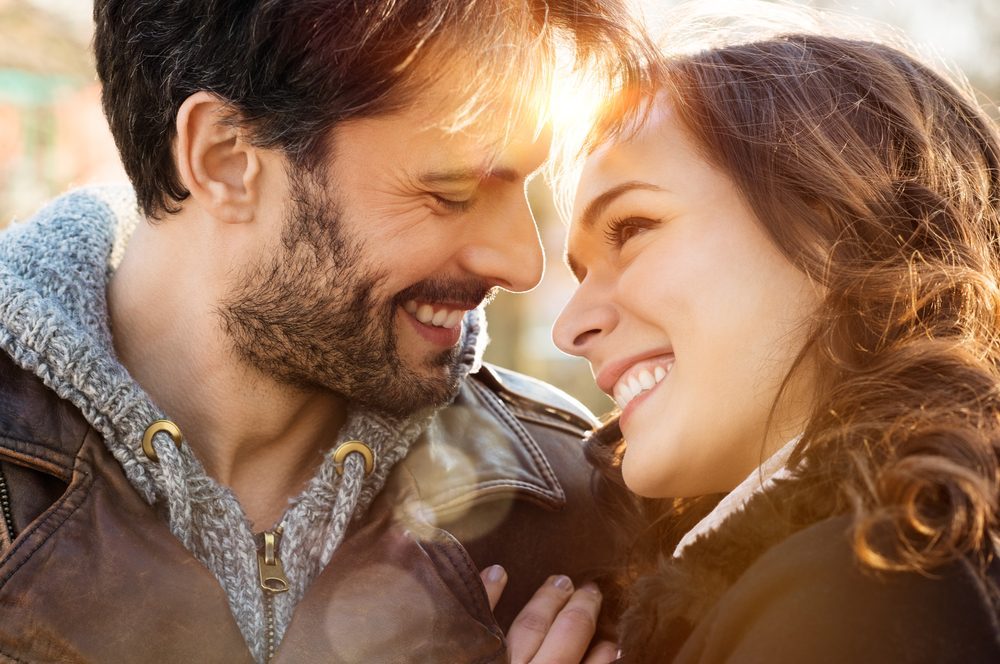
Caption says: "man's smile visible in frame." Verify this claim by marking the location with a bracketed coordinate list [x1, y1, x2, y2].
[400, 299, 471, 347]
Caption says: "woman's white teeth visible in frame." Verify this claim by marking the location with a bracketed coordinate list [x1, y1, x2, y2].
[639, 370, 655, 390]
[614, 361, 673, 410]
[405, 300, 465, 329]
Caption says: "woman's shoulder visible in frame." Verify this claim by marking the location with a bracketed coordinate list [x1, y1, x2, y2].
[678, 514, 1000, 663]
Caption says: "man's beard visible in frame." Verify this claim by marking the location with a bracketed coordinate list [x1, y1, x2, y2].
[219, 169, 492, 417]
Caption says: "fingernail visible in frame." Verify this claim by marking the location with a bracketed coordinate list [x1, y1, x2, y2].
[552, 574, 573, 591]
[486, 565, 506, 583]
[582, 582, 601, 595]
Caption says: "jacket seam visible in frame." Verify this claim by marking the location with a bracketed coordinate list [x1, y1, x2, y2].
[512, 411, 590, 438]
[0, 434, 76, 479]
[426, 479, 564, 514]
[0, 432, 81, 462]
[0, 459, 92, 588]
[477, 364, 595, 429]
[436, 531, 492, 616]
[468, 380, 563, 498]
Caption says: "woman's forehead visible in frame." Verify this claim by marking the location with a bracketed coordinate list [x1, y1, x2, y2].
[571, 101, 690, 217]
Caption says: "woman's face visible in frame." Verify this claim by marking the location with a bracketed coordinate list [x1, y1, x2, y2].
[553, 102, 823, 498]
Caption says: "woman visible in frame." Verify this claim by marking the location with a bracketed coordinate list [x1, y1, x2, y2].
[484, 25, 1000, 664]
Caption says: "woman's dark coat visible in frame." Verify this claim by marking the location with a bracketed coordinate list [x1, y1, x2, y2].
[619, 471, 1000, 663]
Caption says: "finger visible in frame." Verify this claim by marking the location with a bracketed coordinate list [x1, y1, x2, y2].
[531, 582, 603, 664]
[507, 574, 576, 664]
[480, 565, 508, 611]
[582, 639, 619, 664]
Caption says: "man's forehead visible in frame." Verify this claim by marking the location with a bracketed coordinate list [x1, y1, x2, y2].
[415, 118, 553, 181]
[396, 39, 551, 135]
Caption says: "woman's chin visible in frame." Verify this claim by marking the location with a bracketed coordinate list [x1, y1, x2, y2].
[619, 448, 679, 498]
[620, 445, 730, 499]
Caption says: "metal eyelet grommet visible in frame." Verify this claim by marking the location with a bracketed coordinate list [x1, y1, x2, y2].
[142, 419, 184, 462]
[332, 440, 375, 476]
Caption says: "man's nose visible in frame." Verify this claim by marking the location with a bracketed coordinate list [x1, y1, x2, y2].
[458, 194, 544, 293]
[552, 277, 618, 358]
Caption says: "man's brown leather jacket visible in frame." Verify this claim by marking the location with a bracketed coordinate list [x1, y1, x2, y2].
[0, 352, 618, 662]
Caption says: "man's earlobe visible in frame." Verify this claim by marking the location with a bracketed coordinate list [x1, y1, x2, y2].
[174, 91, 261, 224]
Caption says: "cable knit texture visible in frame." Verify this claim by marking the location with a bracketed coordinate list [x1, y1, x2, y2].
[0, 187, 489, 662]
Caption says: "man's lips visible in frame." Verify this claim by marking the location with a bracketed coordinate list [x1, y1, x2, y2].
[402, 299, 469, 329]
[399, 299, 476, 348]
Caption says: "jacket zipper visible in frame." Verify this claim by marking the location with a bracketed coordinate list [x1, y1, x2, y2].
[0, 464, 14, 543]
[258, 526, 289, 662]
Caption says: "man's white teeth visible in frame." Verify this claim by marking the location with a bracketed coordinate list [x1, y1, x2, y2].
[613, 360, 674, 410]
[404, 300, 466, 329]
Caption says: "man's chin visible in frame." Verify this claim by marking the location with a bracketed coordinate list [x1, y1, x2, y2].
[348, 354, 464, 417]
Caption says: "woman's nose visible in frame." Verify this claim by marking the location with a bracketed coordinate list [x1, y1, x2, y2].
[552, 282, 618, 357]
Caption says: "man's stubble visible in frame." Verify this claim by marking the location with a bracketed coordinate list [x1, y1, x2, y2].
[219, 168, 489, 416]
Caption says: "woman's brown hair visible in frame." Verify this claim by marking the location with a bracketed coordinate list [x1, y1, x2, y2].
[588, 33, 1000, 576]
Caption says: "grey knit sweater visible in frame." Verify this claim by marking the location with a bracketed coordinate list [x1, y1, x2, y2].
[0, 186, 489, 662]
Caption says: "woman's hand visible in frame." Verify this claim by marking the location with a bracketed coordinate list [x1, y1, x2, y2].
[480, 565, 619, 664]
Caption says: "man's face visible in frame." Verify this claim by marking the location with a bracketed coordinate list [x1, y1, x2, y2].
[221, 80, 549, 416]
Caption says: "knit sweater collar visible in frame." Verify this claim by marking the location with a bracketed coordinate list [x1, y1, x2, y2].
[0, 186, 488, 661]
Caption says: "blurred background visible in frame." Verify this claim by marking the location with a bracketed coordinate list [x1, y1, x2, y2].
[1, 0, 998, 416]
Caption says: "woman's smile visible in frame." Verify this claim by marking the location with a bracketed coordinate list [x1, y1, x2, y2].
[553, 101, 822, 498]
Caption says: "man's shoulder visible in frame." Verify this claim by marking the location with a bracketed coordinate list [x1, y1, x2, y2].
[0, 350, 90, 457]
[4, 185, 135, 232]
[470, 362, 598, 433]
[415, 365, 618, 632]
[0, 185, 138, 271]
[400, 363, 599, 519]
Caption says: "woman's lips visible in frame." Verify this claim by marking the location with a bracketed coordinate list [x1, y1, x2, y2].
[611, 356, 675, 410]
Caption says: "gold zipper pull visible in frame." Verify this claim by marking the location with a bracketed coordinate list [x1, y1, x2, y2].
[258, 530, 289, 593]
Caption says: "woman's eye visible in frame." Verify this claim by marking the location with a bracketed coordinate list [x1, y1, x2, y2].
[603, 216, 658, 247]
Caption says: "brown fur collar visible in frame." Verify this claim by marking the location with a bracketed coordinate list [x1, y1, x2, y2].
[617, 472, 843, 663]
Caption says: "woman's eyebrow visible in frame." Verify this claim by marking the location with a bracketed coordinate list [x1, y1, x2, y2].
[577, 181, 665, 229]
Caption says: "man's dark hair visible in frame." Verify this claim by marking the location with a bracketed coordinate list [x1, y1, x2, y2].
[93, 0, 651, 218]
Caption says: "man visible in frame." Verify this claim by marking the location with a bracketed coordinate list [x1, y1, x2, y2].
[0, 1, 648, 662]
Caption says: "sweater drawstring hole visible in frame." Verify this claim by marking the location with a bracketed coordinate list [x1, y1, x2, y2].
[142, 419, 184, 462]
[332, 440, 375, 476]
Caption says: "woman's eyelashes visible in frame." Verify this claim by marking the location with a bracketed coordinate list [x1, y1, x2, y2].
[603, 215, 660, 248]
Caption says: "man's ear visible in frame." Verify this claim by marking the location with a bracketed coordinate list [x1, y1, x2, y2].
[174, 91, 262, 224]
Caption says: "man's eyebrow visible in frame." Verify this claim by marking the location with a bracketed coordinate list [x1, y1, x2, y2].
[418, 166, 520, 186]
[578, 181, 665, 229]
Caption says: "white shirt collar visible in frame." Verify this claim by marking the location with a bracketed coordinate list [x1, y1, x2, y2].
[673, 434, 802, 558]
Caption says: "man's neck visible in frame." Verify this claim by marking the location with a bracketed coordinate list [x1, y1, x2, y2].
[107, 218, 347, 530]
